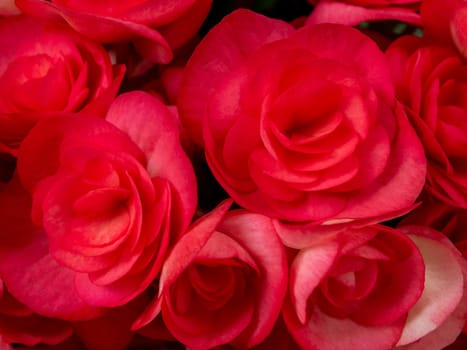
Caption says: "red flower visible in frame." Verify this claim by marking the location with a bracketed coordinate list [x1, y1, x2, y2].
[387, 36, 467, 208]
[134, 201, 288, 349]
[283, 224, 466, 350]
[179, 9, 426, 224]
[0, 15, 125, 154]
[0, 91, 197, 320]
[15, 0, 213, 63]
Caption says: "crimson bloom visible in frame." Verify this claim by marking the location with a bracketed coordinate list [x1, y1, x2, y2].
[0, 91, 197, 320]
[386, 36, 467, 208]
[283, 224, 466, 350]
[179, 9, 426, 224]
[134, 201, 288, 349]
[0, 15, 125, 154]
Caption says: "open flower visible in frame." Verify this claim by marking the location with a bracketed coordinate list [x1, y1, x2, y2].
[0, 15, 125, 154]
[134, 201, 288, 349]
[0, 91, 197, 320]
[387, 36, 467, 208]
[283, 224, 466, 350]
[179, 9, 426, 224]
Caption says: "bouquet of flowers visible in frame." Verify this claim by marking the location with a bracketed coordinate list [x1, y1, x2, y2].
[0, 0, 466, 349]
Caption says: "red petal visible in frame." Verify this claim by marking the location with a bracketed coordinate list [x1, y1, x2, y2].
[452, 8, 467, 59]
[290, 242, 338, 324]
[307, 1, 421, 27]
[217, 211, 288, 347]
[283, 301, 404, 350]
[18, 114, 145, 191]
[338, 104, 426, 219]
[133, 199, 233, 329]
[106, 91, 197, 236]
[0, 179, 104, 320]
[397, 225, 466, 347]
[291, 22, 395, 103]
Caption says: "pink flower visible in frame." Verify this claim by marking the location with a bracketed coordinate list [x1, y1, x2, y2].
[15, 0, 213, 63]
[282, 224, 466, 350]
[306, 0, 421, 27]
[0, 15, 125, 154]
[134, 201, 288, 349]
[0, 91, 197, 320]
[386, 36, 467, 208]
[179, 9, 426, 223]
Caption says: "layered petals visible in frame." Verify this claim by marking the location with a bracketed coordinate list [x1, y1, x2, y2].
[0, 91, 196, 318]
[387, 36, 467, 208]
[283, 225, 425, 350]
[181, 9, 426, 224]
[135, 201, 288, 349]
[396, 226, 467, 349]
[0, 15, 125, 153]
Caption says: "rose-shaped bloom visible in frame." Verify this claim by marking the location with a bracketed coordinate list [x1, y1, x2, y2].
[386, 36, 467, 208]
[179, 10, 426, 223]
[0, 15, 125, 154]
[133, 201, 288, 349]
[0, 91, 197, 320]
[421, 0, 467, 60]
[306, 0, 421, 27]
[15, 0, 213, 63]
[283, 224, 467, 350]
[0, 279, 73, 347]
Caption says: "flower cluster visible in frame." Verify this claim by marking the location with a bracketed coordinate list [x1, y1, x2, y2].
[0, 0, 466, 349]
